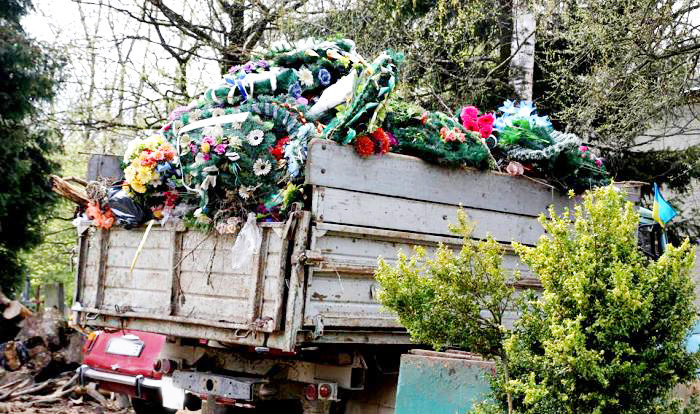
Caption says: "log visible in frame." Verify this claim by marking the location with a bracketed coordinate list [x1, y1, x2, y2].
[50, 175, 90, 206]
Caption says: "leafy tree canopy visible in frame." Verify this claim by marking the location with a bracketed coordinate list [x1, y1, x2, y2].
[0, 0, 62, 296]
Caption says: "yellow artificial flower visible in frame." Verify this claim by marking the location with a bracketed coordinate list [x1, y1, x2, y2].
[201, 141, 211, 153]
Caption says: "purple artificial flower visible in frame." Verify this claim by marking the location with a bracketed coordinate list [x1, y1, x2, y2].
[296, 96, 309, 105]
[386, 131, 398, 147]
[214, 143, 228, 155]
[317, 68, 332, 86]
[256, 60, 269, 69]
[242, 62, 254, 72]
[189, 141, 198, 154]
[228, 65, 241, 74]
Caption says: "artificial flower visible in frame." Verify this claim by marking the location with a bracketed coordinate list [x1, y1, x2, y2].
[247, 129, 265, 146]
[298, 67, 314, 87]
[296, 96, 309, 105]
[228, 135, 243, 148]
[460, 106, 479, 124]
[595, 159, 603, 167]
[505, 161, 525, 176]
[253, 158, 272, 176]
[189, 109, 203, 122]
[214, 144, 228, 155]
[204, 124, 224, 138]
[269, 136, 290, 161]
[371, 128, 391, 155]
[169, 106, 189, 121]
[201, 141, 211, 153]
[238, 185, 256, 199]
[355, 135, 375, 157]
[420, 111, 429, 125]
[226, 151, 241, 162]
[288, 82, 302, 98]
[440, 127, 466, 143]
[318, 68, 332, 86]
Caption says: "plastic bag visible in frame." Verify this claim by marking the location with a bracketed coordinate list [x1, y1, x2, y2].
[107, 187, 147, 228]
[231, 213, 262, 274]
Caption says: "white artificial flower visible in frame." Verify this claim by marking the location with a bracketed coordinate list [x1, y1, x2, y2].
[226, 151, 241, 162]
[246, 129, 264, 146]
[297, 67, 314, 87]
[238, 185, 256, 199]
[212, 107, 226, 117]
[204, 124, 224, 138]
[172, 120, 184, 130]
[189, 109, 203, 121]
[228, 135, 243, 148]
[253, 158, 272, 176]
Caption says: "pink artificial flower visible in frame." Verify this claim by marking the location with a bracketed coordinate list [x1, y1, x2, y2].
[460, 106, 479, 124]
[296, 97, 309, 105]
[203, 136, 217, 146]
[203, 153, 211, 161]
[595, 159, 603, 167]
[214, 144, 228, 155]
[579, 145, 589, 152]
[505, 161, 525, 176]
[169, 106, 189, 121]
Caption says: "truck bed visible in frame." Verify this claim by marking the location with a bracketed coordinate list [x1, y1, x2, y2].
[74, 139, 571, 352]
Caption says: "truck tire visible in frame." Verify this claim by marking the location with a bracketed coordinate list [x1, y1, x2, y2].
[130, 397, 177, 414]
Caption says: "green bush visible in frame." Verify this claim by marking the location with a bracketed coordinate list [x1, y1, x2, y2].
[376, 185, 699, 413]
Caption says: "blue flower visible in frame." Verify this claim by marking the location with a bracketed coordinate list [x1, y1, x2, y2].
[498, 99, 517, 114]
[156, 162, 172, 174]
[530, 114, 552, 129]
[288, 82, 302, 99]
[318, 68, 332, 86]
[515, 101, 536, 118]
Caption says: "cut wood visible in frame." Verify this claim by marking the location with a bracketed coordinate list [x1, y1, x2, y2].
[50, 174, 90, 206]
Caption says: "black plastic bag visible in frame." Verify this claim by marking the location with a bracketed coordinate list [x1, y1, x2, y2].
[107, 187, 148, 228]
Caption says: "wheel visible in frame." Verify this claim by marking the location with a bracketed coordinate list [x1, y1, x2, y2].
[130, 396, 177, 414]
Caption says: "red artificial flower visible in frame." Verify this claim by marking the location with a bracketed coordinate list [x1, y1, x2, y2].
[355, 135, 375, 157]
[479, 124, 493, 139]
[371, 128, 392, 155]
[464, 120, 479, 132]
[269, 136, 290, 161]
[477, 113, 495, 127]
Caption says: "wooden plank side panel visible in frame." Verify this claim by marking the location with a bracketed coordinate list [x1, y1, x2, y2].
[313, 187, 543, 245]
[304, 225, 531, 330]
[80, 230, 101, 308]
[306, 139, 570, 217]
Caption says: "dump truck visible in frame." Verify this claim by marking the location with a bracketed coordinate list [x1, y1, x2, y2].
[72, 139, 652, 413]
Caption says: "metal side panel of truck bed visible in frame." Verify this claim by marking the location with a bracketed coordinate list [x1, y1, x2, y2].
[74, 139, 571, 352]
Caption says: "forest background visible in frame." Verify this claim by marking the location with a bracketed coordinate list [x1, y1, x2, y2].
[10, 0, 700, 298]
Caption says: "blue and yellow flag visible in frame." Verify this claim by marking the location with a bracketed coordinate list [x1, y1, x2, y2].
[653, 183, 677, 227]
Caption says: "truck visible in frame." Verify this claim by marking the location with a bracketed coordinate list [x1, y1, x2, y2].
[72, 139, 651, 413]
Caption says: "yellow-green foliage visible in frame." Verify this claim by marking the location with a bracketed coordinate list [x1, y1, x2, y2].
[503, 185, 699, 413]
[375, 210, 519, 357]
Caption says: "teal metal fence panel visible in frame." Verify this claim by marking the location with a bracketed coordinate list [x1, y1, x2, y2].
[395, 350, 495, 414]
